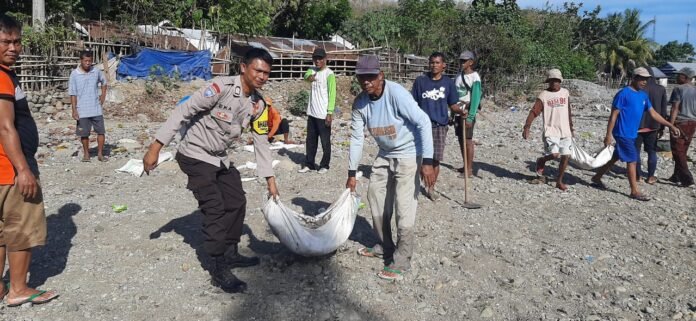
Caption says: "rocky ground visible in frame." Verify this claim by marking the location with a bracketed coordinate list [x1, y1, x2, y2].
[1, 79, 695, 321]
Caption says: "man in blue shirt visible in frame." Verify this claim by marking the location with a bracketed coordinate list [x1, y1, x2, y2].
[347, 55, 435, 281]
[591, 67, 681, 201]
[411, 52, 459, 201]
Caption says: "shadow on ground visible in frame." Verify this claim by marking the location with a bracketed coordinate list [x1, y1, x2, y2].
[151, 208, 386, 321]
[29, 203, 81, 288]
[226, 225, 387, 321]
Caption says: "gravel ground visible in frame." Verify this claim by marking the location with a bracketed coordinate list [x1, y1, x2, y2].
[1, 80, 695, 321]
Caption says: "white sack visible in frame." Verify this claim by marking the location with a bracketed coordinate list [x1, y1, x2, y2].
[569, 139, 615, 170]
[263, 189, 360, 257]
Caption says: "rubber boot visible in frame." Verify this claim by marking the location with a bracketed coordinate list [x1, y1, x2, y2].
[224, 244, 260, 268]
[211, 257, 247, 293]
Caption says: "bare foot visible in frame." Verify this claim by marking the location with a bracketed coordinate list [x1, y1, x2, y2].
[556, 182, 568, 191]
[535, 157, 545, 176]
[646, 176, 657, 185]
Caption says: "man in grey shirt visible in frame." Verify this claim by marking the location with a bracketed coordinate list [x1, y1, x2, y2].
[668, 67, 696, 187]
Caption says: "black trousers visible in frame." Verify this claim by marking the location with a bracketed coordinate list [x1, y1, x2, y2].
[304, 115, 331, 169]
[176, 153, 246, 257]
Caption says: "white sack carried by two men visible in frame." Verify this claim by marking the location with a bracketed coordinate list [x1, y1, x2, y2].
[569, 139, 615, 170]
[263, 189, 360, 257]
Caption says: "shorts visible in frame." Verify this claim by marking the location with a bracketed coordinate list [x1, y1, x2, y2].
[544, 136, 572, 156]
[76, 115, 106, 137]
[613, 136, 639, 163]
[432, 125, 448, 161]
[0, 182, 47, 251]
[274, 118, 290, 136]
[454, 116, 475, 140]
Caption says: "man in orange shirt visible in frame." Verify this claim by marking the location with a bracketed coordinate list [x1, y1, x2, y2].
[248, 98, 296, 144]
[0, 14, 59, 307]
[266, 100, 296, 144]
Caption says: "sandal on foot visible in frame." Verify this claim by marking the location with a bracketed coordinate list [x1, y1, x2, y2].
[377, 266, 403, 281]
[646, 176, 657, 185]
[98, 155, 109, 162]
[81, 158, 91, 163]
[6, 290, 59, 307]
[357, 247, 382, 258]
[629, 193, 650, 201]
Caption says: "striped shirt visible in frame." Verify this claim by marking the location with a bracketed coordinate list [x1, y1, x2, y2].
[69, 67, 107, 118]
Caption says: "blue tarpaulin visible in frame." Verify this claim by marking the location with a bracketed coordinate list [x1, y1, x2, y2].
[117, 48, 212, 81]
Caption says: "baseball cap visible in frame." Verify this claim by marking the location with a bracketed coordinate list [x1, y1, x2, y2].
[312, 48, 327, 58]
[545, 68, 563, 82]
[459, 51, 475, 60]
[633, 67, 651, 78]
[355, 55, 381, 75]
[677, 67, 695, 78]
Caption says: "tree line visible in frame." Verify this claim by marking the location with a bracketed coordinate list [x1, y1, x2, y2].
[4, 0, 694, 85]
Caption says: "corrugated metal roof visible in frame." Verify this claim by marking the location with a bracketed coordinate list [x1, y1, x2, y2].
[660, 62, 696, 76]
[650, 67, 668, 78]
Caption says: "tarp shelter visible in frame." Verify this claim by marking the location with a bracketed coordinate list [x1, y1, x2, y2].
[116, 48, 212, 81]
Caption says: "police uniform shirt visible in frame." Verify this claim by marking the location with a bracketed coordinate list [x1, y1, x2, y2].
[154, 75, 274, 178]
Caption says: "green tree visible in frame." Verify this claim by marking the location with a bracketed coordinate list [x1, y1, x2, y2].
[654, 41, 696, 66]
[271, 0, 351, 39]
[217, 0, 272, 35]
[596, 9, 655, 80]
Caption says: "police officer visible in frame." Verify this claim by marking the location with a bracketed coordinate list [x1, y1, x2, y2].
[143, 48, 278, 292]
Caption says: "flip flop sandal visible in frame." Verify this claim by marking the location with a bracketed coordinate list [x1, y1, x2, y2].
[629, 193, 650, 201]
[98, 156, 109, 162]
[377, 266, 403, 281]
[357, 247, 382, 258]
[81, 158, 91, 163]
[6, 290, 59, 307]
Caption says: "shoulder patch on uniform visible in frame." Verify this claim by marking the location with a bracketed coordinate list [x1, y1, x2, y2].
[233, 86, 241, 97]
[204, 83, 221, 98]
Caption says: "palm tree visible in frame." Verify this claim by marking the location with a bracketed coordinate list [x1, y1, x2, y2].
[599, 9, 655, 82]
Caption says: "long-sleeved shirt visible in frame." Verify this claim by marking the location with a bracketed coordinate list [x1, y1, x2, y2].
[154, 75, 274, 178]
[455, 71, 482, 123]
[304, 67, 336, 119]
[639, 80, 668, 130]
[348, 80, 434, 175]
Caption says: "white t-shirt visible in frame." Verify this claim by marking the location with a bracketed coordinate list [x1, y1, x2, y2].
[307, 67, 335, 119]
[455, 71, 481, 103]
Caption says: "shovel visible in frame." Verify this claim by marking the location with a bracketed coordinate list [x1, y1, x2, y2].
[461, 117, 482, 209]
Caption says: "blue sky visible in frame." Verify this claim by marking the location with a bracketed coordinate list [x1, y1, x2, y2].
[516, 0, 696, 47]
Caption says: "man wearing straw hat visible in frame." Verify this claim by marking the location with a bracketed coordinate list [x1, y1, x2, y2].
[522, 68, 574, 191]
[346, 54, 435, 281]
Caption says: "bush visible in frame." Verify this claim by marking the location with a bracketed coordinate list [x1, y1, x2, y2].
[288, 90, 309, 116]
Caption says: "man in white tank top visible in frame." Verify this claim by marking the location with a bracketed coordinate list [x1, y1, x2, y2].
[522, 69, 574, 191]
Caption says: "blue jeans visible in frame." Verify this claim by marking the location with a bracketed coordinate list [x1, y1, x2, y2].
[635, 130, 658, 178]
